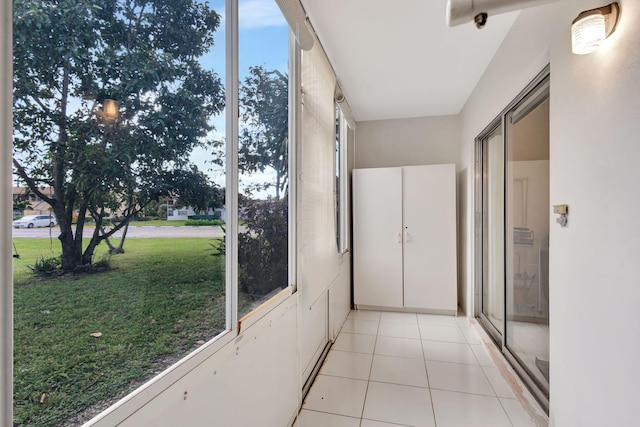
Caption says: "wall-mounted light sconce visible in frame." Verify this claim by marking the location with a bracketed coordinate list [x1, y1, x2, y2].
[571, 2, 620, 55]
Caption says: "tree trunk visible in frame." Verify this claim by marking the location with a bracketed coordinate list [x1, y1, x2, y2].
[82, 216, 104, 265]
[113, 221, 130, 254]
[100, 225, 117, 253]
[57, 208, 82, 271]
[54, 62, 85, 272]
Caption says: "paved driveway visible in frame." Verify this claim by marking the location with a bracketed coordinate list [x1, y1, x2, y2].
[12, 225, 225, 239]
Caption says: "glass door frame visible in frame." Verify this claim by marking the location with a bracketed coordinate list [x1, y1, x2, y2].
[475, 117, 506, 347]
[474, 65, 551, 413]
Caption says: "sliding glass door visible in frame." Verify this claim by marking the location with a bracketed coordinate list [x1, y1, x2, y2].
[479, 124, 504, 339]
[505, 77, 550, 397]
[476, 70, 550, 409]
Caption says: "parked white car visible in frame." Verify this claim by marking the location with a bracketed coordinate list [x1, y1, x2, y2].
[13, 215, 57, 228]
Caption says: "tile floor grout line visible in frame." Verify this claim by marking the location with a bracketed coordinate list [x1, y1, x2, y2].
[358, 311, 381, 423]
[429, 385, 505, 398]
[299, 407, 362, 421]
[419, 312, 439, 427]
[496, 394, 519, 427]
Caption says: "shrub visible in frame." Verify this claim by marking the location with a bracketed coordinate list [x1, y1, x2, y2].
[189, 214, 220, 220]
[29, 256, 62, 275]
[237, 198, 288, 297]
[185, 219, 225, 226]
[210, 198, 287, 298]
[28, 255, 112, 277]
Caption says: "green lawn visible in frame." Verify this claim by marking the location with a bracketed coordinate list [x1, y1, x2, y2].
[13, 238, 229, 426]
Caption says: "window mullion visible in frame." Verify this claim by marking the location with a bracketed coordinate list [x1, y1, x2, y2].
[226, 0, 239, 332]
[0, 1, 13, 425]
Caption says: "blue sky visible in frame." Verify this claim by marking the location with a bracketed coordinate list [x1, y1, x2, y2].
[194, 0, 290, 193]
[201, 0, 289, 80]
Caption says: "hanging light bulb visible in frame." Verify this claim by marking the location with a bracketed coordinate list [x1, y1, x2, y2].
[102, 98, 119, 122]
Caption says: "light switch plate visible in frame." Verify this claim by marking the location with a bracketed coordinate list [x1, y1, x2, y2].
[553, 204, 568, 215]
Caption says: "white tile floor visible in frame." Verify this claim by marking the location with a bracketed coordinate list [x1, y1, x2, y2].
[296, 310, 547, 427]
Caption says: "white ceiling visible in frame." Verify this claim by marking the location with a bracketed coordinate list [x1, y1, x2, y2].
[300, 0, 519, 122]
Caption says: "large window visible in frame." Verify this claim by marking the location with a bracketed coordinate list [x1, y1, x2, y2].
[237, 0, 290, 321]
[9, 0, 290, 425]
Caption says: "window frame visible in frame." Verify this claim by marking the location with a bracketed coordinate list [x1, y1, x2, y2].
[1, 0, 297, 425]
[335, 104, 349, 254]
[1, 2, 13, 425]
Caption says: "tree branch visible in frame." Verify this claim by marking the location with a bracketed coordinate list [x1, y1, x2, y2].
[101, 197, 150, 240]
[28, 93, 51, 116]
[12, 158, 55, 205]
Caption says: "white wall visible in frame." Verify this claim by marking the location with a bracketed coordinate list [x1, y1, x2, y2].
[355, 115, 460, 169]
[548, 1, 640, 425]
[459, 1, 640, 425]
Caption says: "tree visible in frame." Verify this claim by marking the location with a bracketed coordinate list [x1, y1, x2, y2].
[234, 66, 289, 298]
[239, 66, 288, 199]
[237, 198, 288, 296]
[13, 0, 224, 271]
[104, 167, 222, 255]
[12, 189, 32, 217]
[163, 167, 224, 214]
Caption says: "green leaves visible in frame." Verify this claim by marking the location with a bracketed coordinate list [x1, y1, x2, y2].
[239, 66, 289, 199]
[13, 0, 225, 270]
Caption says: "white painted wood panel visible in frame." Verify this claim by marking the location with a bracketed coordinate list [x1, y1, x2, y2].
[301, 291, 328, 382]
[331, 256, 352, 341]
[403, 164, 457, 312]
[353, 168, 403, 307]
[107, 298, 299, 427]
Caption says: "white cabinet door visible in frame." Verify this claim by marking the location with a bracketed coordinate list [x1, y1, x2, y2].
[353, 167, 403, 307]
[403, 164, 457, 312]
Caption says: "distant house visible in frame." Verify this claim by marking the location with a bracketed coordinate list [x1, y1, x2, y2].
[166, 197, 225, 221]
[12, 186, 54, 218]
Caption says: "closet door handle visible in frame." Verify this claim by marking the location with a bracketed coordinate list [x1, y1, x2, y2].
[397, 232, 402, 243]
[405, 230, 411, 242]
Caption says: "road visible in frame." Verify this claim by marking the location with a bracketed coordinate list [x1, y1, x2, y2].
[12, 225, 225, 239]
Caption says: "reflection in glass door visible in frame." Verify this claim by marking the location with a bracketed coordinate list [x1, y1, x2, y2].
[476, 70, 550, 409]
[505, 78, 550, 397]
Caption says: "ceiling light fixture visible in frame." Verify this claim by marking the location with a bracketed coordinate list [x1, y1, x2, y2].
[571, 3, 620, 55]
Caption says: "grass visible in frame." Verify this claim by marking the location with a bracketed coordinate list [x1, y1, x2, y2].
[78, 219, 230, 228]
[67, 219, 187, 228]
[13, 238, 231, 426]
